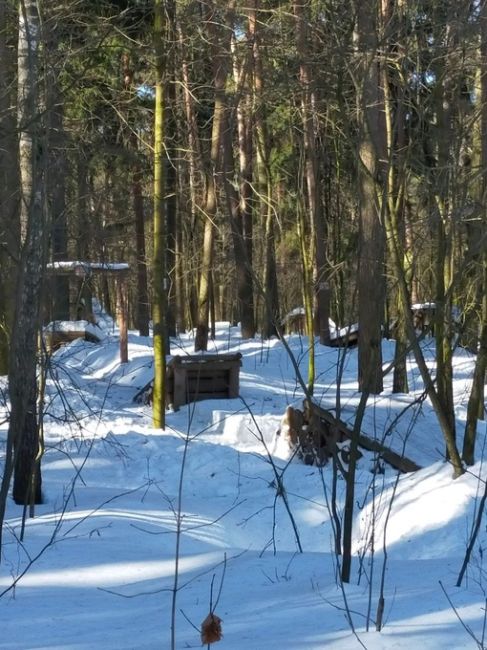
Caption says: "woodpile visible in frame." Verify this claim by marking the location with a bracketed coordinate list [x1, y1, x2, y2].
[278, 401, 346, 466]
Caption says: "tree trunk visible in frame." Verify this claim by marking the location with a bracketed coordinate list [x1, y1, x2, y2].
[430, 1, 467, 460]
[462, 0, 487, 464]
[10, 0, 45, 506]
[121, 51, 150, 337]
[253, 3, 279, 339]
[178, 23, 203, 334]
[232, 26, 255, 339]
[356, 0, 385, 395]
[0, 0, 19, 374]
[381, 0, 410, 394]
[195, 1, 229, 351]
[298, 204, 315, 394]
[47, 80, 69, 321]
[152, 0, 167, 429]
[462, 271, 487, 464]
[133, 164, 150, 337]
[294, 0, 330, 346]
[165, 0, 177, 338]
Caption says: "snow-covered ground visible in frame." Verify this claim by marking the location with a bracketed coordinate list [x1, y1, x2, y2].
[1, 320, 486, 649]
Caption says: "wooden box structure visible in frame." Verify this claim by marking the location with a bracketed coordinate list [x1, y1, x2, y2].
[167, 353, 242, 410]
[44, 326, 102, 353]
[45, 261, 129, 363]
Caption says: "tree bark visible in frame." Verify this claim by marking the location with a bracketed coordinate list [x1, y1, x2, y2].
[195, 1, 229, 351]
[165, 0, 177, 339]
[253, 3, 280, 339]
[47, 79, 69, 321]
[0, 0, 20, 374]
[152, 0, 167, 429]
[121, 51, 150, 337]
[133, 164, 150, 337]
[9, 0, 45, 506]
[232, 24, 255, 339]
[294, 0, 330, 346]
[462, 0, 487, 464]
[356, 0, 385, 395]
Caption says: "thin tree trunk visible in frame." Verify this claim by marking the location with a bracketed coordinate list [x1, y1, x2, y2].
[356, 0, 385, 395]
[121, 51, 150, 337]
[178, 23, 202, 334]
[232, 26, 255, 339]
[195, 1, 229, 351]
[431, 3, 464, 459]
[10, 0, 45, 506]
[133, 165, 150, 336]
[294, 0, 330, 346]
[380, 0, 410, 394]
[297, 203, 315, 394]
[166, 0, 177, 338]
[462, 274, 487, 463]
[152, 0, 167, 429]
[462, 0, 487, 463]
[47, 80, 69, 321]
[0, 0, 19, 374]
[253, 3, 279, 339]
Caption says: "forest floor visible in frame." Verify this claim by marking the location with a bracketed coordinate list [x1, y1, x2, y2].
[1, 313, 486, 649]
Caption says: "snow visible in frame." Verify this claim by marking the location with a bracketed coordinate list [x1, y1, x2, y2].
[44, 320, 106, 341]
[282, 308, 358, 341]
[47, 261, 130, 273]
[1, 320, 486, 649]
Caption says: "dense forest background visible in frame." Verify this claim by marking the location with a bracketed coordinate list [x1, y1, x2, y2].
[0, 1, 486, 503]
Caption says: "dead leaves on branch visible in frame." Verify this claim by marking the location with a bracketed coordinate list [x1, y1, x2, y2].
[201, 612, 223, 645]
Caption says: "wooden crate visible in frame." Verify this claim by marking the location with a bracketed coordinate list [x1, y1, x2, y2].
[168, 353, 242, 410]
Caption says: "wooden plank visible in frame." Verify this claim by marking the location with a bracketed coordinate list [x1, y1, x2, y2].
[172, 367, 187, 410]
[188, 391, 229, 401]
[228, 365, 240, 398]
[357, 434, 421, 473]
[172, 361, 241, 372]
[187, 369, 227, 380]
[328, 331, 359, 348]
[187, 377, 230, 392]
[170, 353, 242, 367]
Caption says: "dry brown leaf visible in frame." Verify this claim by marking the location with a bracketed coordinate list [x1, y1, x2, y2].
[201, 612, 223, 645]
